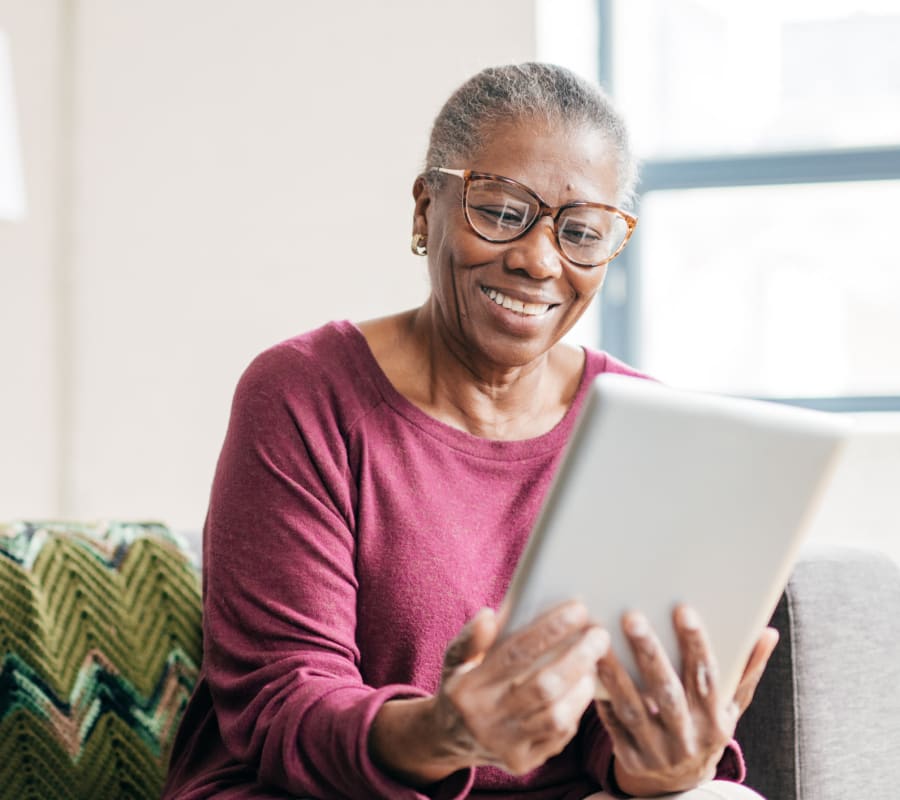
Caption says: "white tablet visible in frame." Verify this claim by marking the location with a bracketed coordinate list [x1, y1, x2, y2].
[502, 373, 849, 699]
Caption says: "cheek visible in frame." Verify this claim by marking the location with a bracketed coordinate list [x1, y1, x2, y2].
[429, 232, 495, 295]
[562, 266, 607, 306]
[427, 245, 472, 320]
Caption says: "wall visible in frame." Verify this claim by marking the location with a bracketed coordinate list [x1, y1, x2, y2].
[807, 417, 900, 563]
[0, 0, 64, 516]
[0, 0, 536, 530]
[1, 1, 897, 561]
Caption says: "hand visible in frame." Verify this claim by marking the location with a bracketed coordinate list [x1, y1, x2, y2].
[435, 602, 610, 775]
[369, 601, 610, 784]
[594, 607, 779, 797]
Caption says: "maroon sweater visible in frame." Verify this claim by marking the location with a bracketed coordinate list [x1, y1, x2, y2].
[162, 321, 743, 799]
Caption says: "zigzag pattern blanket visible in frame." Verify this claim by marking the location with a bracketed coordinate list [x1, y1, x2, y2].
[0, 521, 202, 800]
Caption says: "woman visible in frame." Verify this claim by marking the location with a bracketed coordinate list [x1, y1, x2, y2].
[163, 63, 777, 799]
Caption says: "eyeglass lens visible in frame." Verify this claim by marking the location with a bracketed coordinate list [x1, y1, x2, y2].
[465, 177, 629, 266]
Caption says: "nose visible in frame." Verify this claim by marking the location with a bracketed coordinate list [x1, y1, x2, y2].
[502, 217, 564, 280]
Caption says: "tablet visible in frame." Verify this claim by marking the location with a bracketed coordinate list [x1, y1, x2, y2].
[501, 373, 849, 699]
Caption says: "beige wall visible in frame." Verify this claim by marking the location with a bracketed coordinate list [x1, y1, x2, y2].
[0, 0, 65, 516]
[0, 0, 536, 529]
[807, 419, 900, 563]
[1, 1, 897, 562]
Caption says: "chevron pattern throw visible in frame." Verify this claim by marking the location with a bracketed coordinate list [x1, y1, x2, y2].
[0, 521, 202, 800]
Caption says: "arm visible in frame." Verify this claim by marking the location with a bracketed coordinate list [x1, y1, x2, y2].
[202, 347, 470, 799]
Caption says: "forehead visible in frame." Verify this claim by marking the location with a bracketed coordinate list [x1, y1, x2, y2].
[466, 118, 621, 206]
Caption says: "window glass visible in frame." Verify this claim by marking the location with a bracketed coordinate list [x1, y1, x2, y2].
[612, 0, 900, 158]
[637, 180, 900, 396]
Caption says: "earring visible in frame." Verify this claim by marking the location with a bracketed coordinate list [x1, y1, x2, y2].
[411, 233, 427, 256]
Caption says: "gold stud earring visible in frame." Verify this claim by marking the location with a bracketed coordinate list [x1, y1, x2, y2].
[411, 233, 427, 256]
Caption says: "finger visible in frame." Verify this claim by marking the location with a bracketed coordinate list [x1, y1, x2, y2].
[442, 607, 498, 679]
[733, 627, 779, 713]
[496, 734, 563, 777]
[673, 605, 719, 710]
[485, 600, 589, 679]
[621, 611, 689, 732]
[513, 676, 598, 772]
[508, 626, 609, 710]
[595, 635, 657, 749]
[518, 671, 598, 737]
[594, 699, 641, 770]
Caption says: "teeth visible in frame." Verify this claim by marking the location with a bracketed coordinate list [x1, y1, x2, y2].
[483, 287, 551, 317]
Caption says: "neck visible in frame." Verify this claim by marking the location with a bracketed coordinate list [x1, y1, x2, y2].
[399, 303, 580, 440]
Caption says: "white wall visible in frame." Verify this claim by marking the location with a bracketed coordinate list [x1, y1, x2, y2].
[0, 0, 536, 529]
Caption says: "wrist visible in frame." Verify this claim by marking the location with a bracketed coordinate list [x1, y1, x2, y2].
[369, 695, 471, 786]
[612, 757, 717, 797]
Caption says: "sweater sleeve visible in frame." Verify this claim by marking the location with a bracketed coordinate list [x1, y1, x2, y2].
[201, 346, 474, 799]
[578, 706, 746, 796]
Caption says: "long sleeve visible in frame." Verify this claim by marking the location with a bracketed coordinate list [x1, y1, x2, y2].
[201, 346, 473, 799]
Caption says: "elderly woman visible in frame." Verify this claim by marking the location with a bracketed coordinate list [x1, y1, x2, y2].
[163, 63, 776, 800]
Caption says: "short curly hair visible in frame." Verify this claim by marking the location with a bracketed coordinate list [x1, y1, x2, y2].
[423, 62, 637, 207]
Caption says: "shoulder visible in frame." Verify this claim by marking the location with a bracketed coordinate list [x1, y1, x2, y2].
[583, 346, 655, 382]
[234, 320, 384, 431]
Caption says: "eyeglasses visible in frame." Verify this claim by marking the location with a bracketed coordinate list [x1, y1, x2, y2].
[433, 167, 637, 268]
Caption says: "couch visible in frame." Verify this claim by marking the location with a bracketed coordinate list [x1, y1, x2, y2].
[1, 522, 898, 799]
[736, 544, 900, 799]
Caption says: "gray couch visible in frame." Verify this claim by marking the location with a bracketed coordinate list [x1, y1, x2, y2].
[736, 544, 900, 800]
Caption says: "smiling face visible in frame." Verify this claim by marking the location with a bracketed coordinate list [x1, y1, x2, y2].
[413, 117, 622, 374]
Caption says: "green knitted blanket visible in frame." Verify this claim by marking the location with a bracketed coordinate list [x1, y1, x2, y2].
[0, 521, 202, 800]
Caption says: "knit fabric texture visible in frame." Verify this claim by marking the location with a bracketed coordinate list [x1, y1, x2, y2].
[0, 521, 202, 800]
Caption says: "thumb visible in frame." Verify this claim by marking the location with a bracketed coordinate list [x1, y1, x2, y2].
[442, 607, 499, 678]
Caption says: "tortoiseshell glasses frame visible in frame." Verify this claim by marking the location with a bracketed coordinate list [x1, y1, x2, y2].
[433, 167, 637, 268]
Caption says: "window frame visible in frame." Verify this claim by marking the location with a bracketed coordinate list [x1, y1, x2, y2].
[596, 0, 900, 412]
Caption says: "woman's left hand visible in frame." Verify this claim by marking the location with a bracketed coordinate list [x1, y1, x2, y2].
[594, 607, 779, 797]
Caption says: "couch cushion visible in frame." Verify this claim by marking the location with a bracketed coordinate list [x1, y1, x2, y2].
[0, 521, 202, 800]
[737, 544, 900, 800]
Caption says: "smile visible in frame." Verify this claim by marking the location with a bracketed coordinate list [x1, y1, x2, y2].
[481, 287, 553, 317]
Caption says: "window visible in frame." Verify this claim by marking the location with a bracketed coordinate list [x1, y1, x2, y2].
[596, 0, 900, 409]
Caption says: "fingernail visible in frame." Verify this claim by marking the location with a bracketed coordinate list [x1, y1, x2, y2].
[680, 607, 701, 630]
[645, 695, 660, 716]
[624, 613, 648, 637]
[468, 608, 488, 627]
[562, 602, 587, 625]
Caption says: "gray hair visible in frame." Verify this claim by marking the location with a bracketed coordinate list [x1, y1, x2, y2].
[423, 62, 638, 207]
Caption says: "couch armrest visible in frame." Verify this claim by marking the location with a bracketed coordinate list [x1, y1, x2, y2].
[737, 544, 900, 800]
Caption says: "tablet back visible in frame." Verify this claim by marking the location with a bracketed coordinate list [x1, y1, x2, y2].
[503, 373, 849, 699]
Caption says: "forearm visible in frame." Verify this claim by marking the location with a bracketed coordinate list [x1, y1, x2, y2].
[368, 696, 472, 786]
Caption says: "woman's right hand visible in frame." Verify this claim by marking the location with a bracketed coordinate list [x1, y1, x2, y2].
[370, 602, 609, 784]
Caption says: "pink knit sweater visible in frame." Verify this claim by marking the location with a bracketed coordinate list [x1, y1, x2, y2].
[162, 321, 743, 799]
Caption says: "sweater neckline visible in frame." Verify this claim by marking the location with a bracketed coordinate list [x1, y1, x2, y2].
[333, 319, 605, 460]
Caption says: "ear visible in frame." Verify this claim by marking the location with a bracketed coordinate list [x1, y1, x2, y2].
[411, 176, 431, 238]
